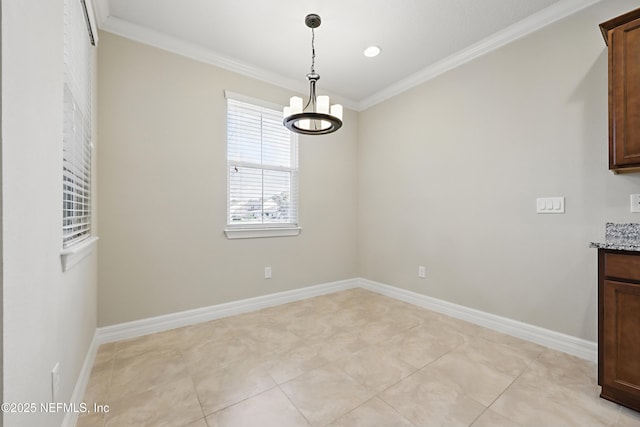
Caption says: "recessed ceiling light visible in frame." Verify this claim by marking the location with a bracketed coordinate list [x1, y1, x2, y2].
[364, 45, 381, 58]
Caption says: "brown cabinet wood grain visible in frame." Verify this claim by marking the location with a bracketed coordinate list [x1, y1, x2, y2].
[600, 8, 640, 173]
[598, 249, 640, 411]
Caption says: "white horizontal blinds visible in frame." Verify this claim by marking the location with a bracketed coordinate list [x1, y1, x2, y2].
[63, 0, 93, 248]
[227, 98, 298, 226]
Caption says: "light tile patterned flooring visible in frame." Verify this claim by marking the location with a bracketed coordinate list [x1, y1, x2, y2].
[77, 288, 640, 427]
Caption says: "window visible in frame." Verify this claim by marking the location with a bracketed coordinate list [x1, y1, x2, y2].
[63, 0, 95, 249]
[225, 92, 300, 239]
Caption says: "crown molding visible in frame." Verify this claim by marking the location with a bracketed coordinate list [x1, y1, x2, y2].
[98, 15, 360, 111]
[357, 0, 602, 110]
[94, 0, 110, 27]
[96, 0, 600, 112]
[100, 16, 302, 93]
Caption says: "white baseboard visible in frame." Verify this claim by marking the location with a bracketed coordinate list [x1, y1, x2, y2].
[67, 276, 597, 426]
[65, 279, 357, 426]
[95, 276, 596, 360]
[62, 333, 100, 427]
[358, 278, 597, 362]
[96, 278, 359, 344]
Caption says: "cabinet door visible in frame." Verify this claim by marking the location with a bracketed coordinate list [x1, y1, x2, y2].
[602, 279, 640, 398]
[610, 18, 640, 168]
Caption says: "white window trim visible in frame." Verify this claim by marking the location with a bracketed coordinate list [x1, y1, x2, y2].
[224, 91, 301, 239]
[61, 236, 99, 271]
[224, 90, 282, 111]
[224, 227, 301, 240]
[81, 0, 99, 46]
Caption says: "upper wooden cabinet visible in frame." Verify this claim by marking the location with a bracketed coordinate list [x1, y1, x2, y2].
[600, 8, 640, 173]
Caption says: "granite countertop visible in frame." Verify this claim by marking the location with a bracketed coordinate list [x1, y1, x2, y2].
[590, 223, 640, 252]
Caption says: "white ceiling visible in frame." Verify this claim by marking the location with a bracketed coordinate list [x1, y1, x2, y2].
[94, 0, 599, 110]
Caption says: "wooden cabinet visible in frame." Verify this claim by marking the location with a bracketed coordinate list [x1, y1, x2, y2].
[600, 9, 640, 173]
[598, 249, 640, 411]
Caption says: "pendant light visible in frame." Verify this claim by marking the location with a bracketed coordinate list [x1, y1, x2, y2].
[283, 14, 343, 135]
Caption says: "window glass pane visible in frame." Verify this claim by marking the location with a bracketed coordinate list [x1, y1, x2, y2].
[229, 166, 263, 224]
[226, 97, 298, 227]
[262, 116, 291, 168]
[263, 170, 292, 223]
[62, 0, 92, 248]
[228, 104, 262, 164]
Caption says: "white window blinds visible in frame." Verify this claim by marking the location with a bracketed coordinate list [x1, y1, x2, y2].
[227, 95, 299, 227]
[63, 0, 93, 248]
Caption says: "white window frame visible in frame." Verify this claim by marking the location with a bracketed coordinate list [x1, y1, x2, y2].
[61, 0, 99, 270]
[224, 91, 301, 239]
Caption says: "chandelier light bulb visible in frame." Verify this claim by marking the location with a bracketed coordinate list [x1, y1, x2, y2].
[283, 14, 343, 136]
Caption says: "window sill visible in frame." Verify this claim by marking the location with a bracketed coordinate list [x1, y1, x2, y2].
[224, 227, 301, 240]
[61, 236, 99, 272]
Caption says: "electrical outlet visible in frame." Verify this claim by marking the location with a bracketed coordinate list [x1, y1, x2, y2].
[264, 266, 272, 279]
[418, 266, 426, 278]
[631, 194, 640, 213]
[51, 363, 60, 402]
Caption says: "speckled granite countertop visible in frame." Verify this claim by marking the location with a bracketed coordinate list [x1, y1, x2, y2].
[590, 223, 640, 252]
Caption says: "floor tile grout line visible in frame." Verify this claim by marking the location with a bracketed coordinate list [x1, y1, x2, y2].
[372, 395, 420, 427]
[186, 364, 210, 426]
[477, 348, 548, 426]
[81, 289, 610, 427]
[467, 406, 491, 427]
[277, 383, 314, 427]
[373, 330, 521, 427]
[199, 382, 281, 419]
[319, 395, 374, 427]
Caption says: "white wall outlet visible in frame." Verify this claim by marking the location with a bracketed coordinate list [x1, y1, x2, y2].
[51, 363, 61, 402]
[418, 266, 426, 278]
[631, 194, 640, 213]
[264, 266, 272, 279]
[536, 197, 565, 214]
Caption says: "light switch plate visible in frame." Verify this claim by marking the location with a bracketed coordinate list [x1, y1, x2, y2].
[536, 197, 565, 214]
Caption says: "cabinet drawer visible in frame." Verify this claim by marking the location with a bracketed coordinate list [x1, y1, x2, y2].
[605, 253, 640, 281]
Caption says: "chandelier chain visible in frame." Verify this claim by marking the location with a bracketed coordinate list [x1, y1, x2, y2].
[310, 28, 316, 74]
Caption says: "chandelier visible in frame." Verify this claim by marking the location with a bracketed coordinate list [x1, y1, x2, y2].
[283, 14, 343, 135]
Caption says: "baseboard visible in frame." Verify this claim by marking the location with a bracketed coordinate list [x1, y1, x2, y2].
[65, 279, 357, 426]
[358, 278, 597, 362]
[95, 276, 597, 358]
[67, 276, 596, 426]
[62, 332, 100, 427]
[96, 278, 359, 344]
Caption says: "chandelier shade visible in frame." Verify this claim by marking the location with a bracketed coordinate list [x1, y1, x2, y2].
[283, 14, 343, 136]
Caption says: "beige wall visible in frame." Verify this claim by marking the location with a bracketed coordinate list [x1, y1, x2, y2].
[98, 1, 640, 343]
[2, 1, 99, 426]
[97, 32, 358, 326]
[358, 0, 640, 342]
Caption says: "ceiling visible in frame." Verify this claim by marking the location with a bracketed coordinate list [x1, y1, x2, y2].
[94, 0, 598, 110]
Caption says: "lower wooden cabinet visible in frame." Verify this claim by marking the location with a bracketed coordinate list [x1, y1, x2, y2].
[598, 249, 640, 411]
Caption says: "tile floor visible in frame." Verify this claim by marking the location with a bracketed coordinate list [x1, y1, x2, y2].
[77, 288, 640, 427]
